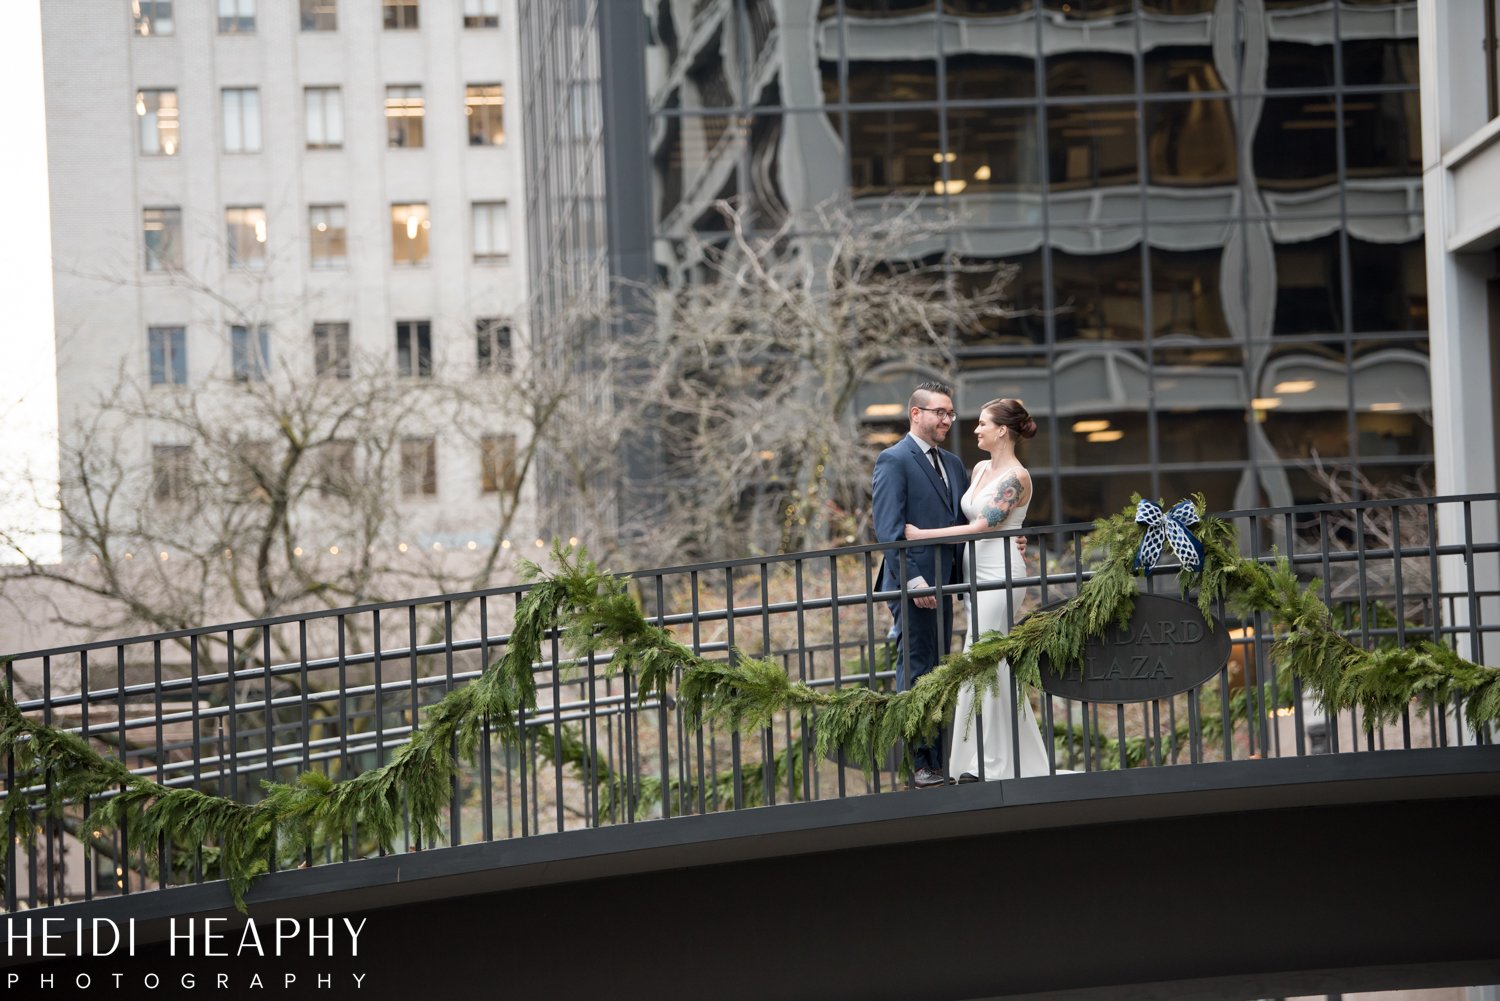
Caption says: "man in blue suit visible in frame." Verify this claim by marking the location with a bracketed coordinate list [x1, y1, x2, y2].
[871, 380, 969, 789]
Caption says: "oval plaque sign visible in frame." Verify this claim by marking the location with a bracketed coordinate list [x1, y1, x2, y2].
[1035, 593, 1230, 703]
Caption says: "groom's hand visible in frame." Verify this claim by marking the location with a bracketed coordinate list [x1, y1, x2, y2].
[909, 575, 936, 609]
[1016, 535, 1027, 557]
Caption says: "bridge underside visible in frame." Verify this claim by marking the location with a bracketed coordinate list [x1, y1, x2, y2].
[6, 749, 1499, 1000]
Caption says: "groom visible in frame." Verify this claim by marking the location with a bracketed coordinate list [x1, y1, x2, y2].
[871, 381, 969, 789]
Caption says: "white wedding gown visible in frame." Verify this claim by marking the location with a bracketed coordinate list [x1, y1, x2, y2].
[948, 461, 1055, 781]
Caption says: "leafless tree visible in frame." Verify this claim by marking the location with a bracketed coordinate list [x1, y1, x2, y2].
[632, 196, 1018, 562]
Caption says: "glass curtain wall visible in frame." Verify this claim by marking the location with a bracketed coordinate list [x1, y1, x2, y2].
[640, 0, 1428, 523]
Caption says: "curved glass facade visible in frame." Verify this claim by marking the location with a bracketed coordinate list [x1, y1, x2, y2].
[525, 0, 1429, 525]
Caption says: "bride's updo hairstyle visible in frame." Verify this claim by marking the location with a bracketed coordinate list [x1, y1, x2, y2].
[983, 398, 1038, 440]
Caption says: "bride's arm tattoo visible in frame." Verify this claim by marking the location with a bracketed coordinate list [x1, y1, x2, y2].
[980, 472, 1025, 526]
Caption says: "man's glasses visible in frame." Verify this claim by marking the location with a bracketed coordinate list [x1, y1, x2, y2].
[915, 406, 957, 421]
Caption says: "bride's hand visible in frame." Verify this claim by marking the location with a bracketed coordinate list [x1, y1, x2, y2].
[904, 523, 928, 541]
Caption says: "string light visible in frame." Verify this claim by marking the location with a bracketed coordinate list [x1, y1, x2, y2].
[466, 540, 478, 550]
[568, 536, 578, 546]
[534, 539, 545, 548]
[398, 542, 409, 553]
[500, 539, 511, 549]
[293, 546, 303, 557]
[159, 551, 169, 561]
[329, 545, 339, 555]
[432, 541, 443, 551]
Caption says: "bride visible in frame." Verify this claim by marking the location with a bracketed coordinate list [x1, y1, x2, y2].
[905, 398, 1054, 782]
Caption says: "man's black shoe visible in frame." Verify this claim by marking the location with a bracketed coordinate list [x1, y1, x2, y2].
[957, 772, 980, 784]
[912, 767, 947, 789]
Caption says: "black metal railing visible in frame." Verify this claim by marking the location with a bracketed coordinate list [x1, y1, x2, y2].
[3, 494, 1498, 909]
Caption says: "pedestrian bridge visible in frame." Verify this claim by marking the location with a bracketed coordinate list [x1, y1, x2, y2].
[4, 496, 1499, 999]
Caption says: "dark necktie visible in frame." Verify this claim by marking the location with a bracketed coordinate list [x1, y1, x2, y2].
[929, 448, 946, 488]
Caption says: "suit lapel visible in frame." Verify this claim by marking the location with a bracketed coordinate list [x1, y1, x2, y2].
[909, 437, 955, 515]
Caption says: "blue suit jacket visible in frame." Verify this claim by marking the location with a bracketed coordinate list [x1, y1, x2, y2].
[872, 434, 969, 595]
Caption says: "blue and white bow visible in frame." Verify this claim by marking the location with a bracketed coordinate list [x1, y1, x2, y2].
[1133, 499, 1204, 576]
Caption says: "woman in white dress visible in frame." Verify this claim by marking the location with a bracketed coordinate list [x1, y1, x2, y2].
[905, 398, 1054, 782]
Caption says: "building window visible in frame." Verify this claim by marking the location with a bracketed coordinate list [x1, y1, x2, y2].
[1488, 0, 1500, 122]
[222, 88, 261, 153]
[391, 203, 430, 266]
[400, 437, 437, 496]
[395, 320, 431, 378]
[148, 326, 187, 385]
[143, 207, 182, 272]
[385, 86, 425, 147]
[472, 201, 509, 262]
[475, 318, 511, 373]
[480, 434, 517, 494]
[304, 87, 343, 149]
[132, 0, 174, 35]
[152, 445, 193, 502]
[383, 0, 419, 30]
[231, 324, 270, 382]
[225, 206, 267, 269]
[463, 0, 498, 28]
[135, 89, 179, 155]
[312, 322, 350, 379]
[308, 204, 347, 268]
[464, 84, 504, 146]
[300, 0, 336, 30]
[317, 440, 356, 497]
[217, 0, 255, 33]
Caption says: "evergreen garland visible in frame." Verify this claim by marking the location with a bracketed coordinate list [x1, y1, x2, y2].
[3, 501, 1498, 913]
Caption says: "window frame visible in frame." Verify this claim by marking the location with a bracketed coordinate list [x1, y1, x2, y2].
[313, 321, 351, 379]
[308, 203, 347, 269]
[462, 0, 498, 29]
[148, 326, 188, 386]
[464, 83, 505, 146]
[225, 206, 268, 270]
[217, 0, 256, 34]
[391, 202, 431, 266]
[143, 206, 183, 272]
[475, 317, 512, 374]
[152, 444, 194, 503]
[385, 85, 425, 148]
[300, 0, 336, 31]
[304, 86, 343, 150]
[221, 87, 262, 154]
[135, 88, 179, 156]
[480, 433, 518, 494]
[399, 437, 437, 497]
[382, 0, 419, 30]
[395, 319, 432, 378]
[471, 201, 510, 262]
[132, 0, 175, 36]
[231, 323, 271, 382]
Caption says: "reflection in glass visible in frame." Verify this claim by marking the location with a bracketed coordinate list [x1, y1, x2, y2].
[1146, 98, 1235, 186]
[1144, 47, 1228, 94]
[942, 1, 1035, 15]
[1150, 247, 1230, 339]
[1057, 412, 1149, 467]
[1139, 0, 1215, 12]
[842, 0, 936, 13]
[1357, 410, 1430, 458]
[1254, 96, 1338, 191]
[945, 53, 1035, 100]
[1266, 42, 1335, 89]
[946, 107, 1040, 193]
[847, 109, 942, 196]
[1344, 93, 1421, 179]
[1046, 53, 1135, 98]
[1348, 235, 1426, 332]
[1047, 104, 1137, 189]
[1273, 234, 1342, 335]
[687, 29, 735, 107]
[954, 252, 1045, 348]
[1262, 408, 1351, 460]
[1058, 472, 1149, 524]
[1157, 411, 1248, 464]
[1343, 37, 1420, 86]
[1042, 0, 1132, 19]
[1052, 248, 1143, 341]
[1158, 469, 1242, 512]
[846, 60, 938, 103]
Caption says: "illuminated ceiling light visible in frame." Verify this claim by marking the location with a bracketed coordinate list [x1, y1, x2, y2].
[162, 140, 176, 155]
[136, 95, 147, 116]
[1369, 402, 1404, 411]
[1087, 430, 1124, 443]
[974, 164, 992, 181]
[933, 179, 967, 195]
[931, 151, 956, 163]
[1251, 397, 1282, 410]
[1072, 419, 1111, 434]
[1272, 379, 1317, 394]
[406, 215, 420, 240]
[254, 217, 267, 243]
[864, 403, 904, 417]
